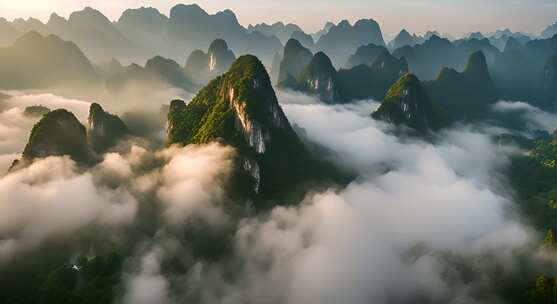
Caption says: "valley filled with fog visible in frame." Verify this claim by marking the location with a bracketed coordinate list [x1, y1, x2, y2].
[1, 2, 557, 304]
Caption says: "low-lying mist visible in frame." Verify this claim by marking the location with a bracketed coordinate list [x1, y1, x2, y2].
[0, 83, 192, 172]
[1, 88, 555, 303]
[179, 91, 534, 304]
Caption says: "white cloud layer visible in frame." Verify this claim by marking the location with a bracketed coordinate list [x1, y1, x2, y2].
[156, 143, 236, 227]
[121, 94, 533, 304]
[493, 101, 557, 133]
[123, 248, 170, 304]
[0, 89, 548, 303]
[181, 97, 531, 304]
[0, 156, 138, 261]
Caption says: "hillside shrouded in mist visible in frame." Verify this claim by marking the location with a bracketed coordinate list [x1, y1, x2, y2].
[2, 2, 557, 304]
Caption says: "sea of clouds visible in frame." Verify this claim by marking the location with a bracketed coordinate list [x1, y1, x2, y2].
[1, 89, 555, 303]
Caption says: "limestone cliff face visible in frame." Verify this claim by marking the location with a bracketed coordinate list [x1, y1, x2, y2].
[87, 103, 129, 151]
[207, 39, 236, 74]
[169, 55, 291, 147]
[184, 39, 236, 85]
[168, 55, 324, 200]
[277, 39, 313, 87]
[166, 99, 187, 140]
[298, 52, 341, 103]
[21, 109, 92, 164]
[372, 74, 448, 132]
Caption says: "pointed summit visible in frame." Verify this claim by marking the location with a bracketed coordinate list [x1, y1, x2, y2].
[312, 22, 335, 41]
[168, 55, 330, 201]
[372, 74, 448, 132]
[298, 52, 341, 103]
[390, 29, 418, 50]
[207, 39, 236, 73]
[47, 13, 66, 27]
[88, 103, 129, 151]
[463, 51, 491, 81]
[399, 29, 411, 37]
[424, 51, 498, 121]
[277, 38, 313, 87]
[184, 39, 236, 85]
[169, 55, 291, 148]
[21, 109, 92, 165]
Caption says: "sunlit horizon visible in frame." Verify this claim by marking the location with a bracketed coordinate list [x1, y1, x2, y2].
[1, 0, 555, 37]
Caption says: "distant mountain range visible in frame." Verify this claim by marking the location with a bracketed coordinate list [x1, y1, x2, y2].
[248, 22, 303, 45]
[0, 30, 237, 94]
[0, 5, 556, 116]
[424, 51, 498, 120]
[277, 39, 407, 103]
[392, 35, 499, 80]
[0, 3, 554, 69]
[0, 8, 388, 68]
[0, 31, 98, 89]
[387, 30, 444, 51]
[2, 25, 556, 119]
[542, 22, 557, 38]
[0, 5, 281, 65]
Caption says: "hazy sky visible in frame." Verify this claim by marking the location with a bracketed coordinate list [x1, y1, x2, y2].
[1, 0, 556, 37]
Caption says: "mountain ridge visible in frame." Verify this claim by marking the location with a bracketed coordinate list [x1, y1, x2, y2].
[168, 55, 339, 202]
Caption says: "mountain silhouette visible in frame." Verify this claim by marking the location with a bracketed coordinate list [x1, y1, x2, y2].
[248, 22, 303, 45]
[345, 43, 389, 68]
[18, 109, 92, 166]
[167, 55, 335, 202]
[277, 39, 313, 88]
[297, 52, 342, 103]
[184, 39, 236, 86]
[315, 19, 385, 66]
[0, 31, 98, 89]
[425, 51, 498, 120]
[372, 74, 448, 132]
[87, 103, 129, 151]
